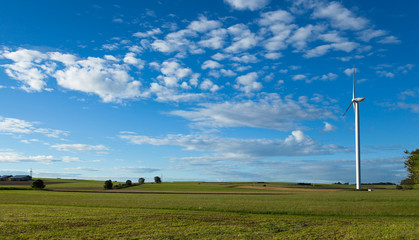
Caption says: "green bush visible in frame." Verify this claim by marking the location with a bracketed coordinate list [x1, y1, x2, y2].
[31, 179, 45, 189]
[104, 180, 113, 189]
[126, 180, 132, 186]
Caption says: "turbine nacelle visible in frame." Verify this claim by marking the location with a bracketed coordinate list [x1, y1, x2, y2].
[353, 97, 365, 102]
[342, 97, 365, 117]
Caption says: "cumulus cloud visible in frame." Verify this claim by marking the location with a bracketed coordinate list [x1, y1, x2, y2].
[323, 121, 336, 132]
[224, 0, 270, 11]
[303, 42, 359, 58]
[225, 24, 259, 53]
[357, 29, 387, 42]
[201, 60, 223, 70]
[119, 130, 344, 163]
[200, 79, 221, 92]
[1, 49, 144, 103]
[198, 28, 228, 49]
[169, 93, 336, 131]
[157, 60, 194, 87]
[234, 72, 262, 93]
[1, 49, 50, 92]
[187, 16, 222, 33]
[54, 57, 142, 103]
[51, 144, 109, 152]
[292, 74, 306, 81]
[0, 116, 69, 138]
[312, 1, 368, 30]
[0, 151, 57, 164]
[133, 28, 162, 38]
[377, 35, 401, 44]
[149, 82, 204, 102]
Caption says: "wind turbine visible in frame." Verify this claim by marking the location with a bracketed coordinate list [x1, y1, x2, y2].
[343, 67, 365, 190]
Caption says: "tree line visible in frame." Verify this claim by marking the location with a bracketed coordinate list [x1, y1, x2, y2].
[104, 176, 161, 190]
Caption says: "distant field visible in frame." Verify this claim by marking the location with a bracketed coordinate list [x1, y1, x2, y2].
[0, 178, 400, 191]
[0, 179, 418, 239]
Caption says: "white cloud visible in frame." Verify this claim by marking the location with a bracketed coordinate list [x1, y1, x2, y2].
[303, 42, 359, 58]
[220, 69, 237, 77]
[102, 43, 119, 51]
[292, 74, 306, 81]
[258, 9, 294, 26]
[211, 53, 231, 61]
[149, 82, 204, 102]
[357, 29, 387, 42]
[287, 24, 324, 50]
[225, 24, 259, 53]
[344, 68, 357, 76]
[224, 0, 270, 11]
[0, 116, 69, 138]
[119, 130, 344, 162]
[397, 102, 419, 113]
[61, 156, 83, 163]
[201, 60, 223, 70]
[151, 29, 200, 54]
[169, 93, 336, 131]
[1, 49, 50, 92]
[0, 151, 57, 164]
[318, 31, 347, 43]
[54, 57, 142, 103]
[158, 60, 193, 87]
[123, 52, 145, 69]
[234, 72, 262, 93]
[230, 54, 258, 63]
[65, 167, 101, 172]
[198, 28, 228, 50]
[2, 49, 144, 103]
[264, 52, 283, 59]
[133, 28, 162, 38]
[114, 166, 160, 173]
[51, 144, 109, 152]
[323, 121, 336, 132]
[312, 1, 368, 30]
[376, 70, 394, 78]
[378, 35, 401, 44]
[187, 16, 222, 33]
[200, 79, 221, 92]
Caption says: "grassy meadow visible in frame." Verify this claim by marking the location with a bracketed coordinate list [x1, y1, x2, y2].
[0, 179, 418, 239]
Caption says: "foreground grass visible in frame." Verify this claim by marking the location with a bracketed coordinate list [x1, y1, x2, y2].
[0, 189, 418, 239]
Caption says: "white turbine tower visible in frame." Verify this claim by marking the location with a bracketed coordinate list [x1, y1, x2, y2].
[343, 67, 365, 190]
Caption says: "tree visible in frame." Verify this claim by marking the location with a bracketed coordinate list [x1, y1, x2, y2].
[138, 178, 145, 184]
[401, 149, 418, 186]
[154, 176, 162, 183]
[125, 180, 132, 186]
[104, 179, 113, 189]
[31, 179, 45, 189]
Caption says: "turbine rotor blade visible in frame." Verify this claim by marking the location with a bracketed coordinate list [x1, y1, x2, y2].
[342, 101, 354, 116]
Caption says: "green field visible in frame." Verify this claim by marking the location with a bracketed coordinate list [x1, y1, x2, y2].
[0, 180, 418, 239]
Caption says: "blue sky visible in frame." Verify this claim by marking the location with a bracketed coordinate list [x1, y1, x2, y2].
[0, 0, 417, 183]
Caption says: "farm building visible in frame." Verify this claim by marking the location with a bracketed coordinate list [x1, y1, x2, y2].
[9, 175, 32, 181]
[0, 175, 13, 181]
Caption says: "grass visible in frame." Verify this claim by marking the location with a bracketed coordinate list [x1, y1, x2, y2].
[0, 180, 418, 239]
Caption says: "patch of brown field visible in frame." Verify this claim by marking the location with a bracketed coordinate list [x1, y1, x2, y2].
[233, 186, 346, 191]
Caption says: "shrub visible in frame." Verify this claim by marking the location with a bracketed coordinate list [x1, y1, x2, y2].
[138, 177, 145, 184]
[154, 176, 162, 183]
[126, 180, 132, 186]
[31, 179, 45, 189]
[104, 179, 113, 189]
